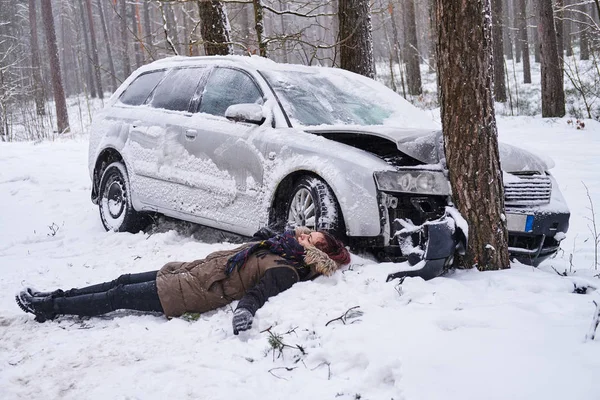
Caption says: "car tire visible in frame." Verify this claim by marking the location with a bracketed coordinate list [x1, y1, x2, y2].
[98, 161, 145, 233]
[286, 176, 345, 239]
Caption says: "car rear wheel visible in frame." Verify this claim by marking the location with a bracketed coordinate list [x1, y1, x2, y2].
[98, 161, 145, 233]
[286, 176, 345, 239]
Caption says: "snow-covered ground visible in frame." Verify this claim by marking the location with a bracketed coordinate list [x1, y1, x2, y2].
[1, 116, 600, 400]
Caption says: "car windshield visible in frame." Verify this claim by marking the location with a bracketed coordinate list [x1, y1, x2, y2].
[260, 68, 433, 128]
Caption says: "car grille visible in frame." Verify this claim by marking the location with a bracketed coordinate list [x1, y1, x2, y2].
[504, 173, 552, 206]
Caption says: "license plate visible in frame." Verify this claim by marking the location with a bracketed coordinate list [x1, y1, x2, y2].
[506, 213, 534, 232]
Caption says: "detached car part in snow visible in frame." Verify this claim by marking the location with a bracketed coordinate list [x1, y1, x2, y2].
[88, 56, 570, 280]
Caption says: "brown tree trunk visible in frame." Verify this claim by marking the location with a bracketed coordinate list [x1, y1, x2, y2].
[555, 0, 564, 73]
[78, 0, 97, 98]
[338, 0, 375, 78]
[197, 1, 232, 55]
[28, 0, 45, 115]
[131, 1, 143, 68]
[537, 0, 565, 117]
[40, 0, 69, 133]
[86, 0, 104, 99]
[96, 0, 117, 92]
[165, 3, 181, 54]
[435, 0, 510, 271]
[119, 0, 131, 78]
[518, 0, 532, 83]
[403, 0, 422, 95]
[143, 0, 153, 60]
[492, 0, 508, 102]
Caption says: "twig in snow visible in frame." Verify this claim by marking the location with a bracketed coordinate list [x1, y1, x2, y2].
[551, 266, 568, 277]
[325, 306, 362, 327]
[583, 182, 599, 270]
[268, 366, 297, 380]
[310, 361, 332, 380]
[585, 301, 600, 341]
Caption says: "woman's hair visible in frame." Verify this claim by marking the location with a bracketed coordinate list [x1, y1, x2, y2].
[314, 231, 351, 266]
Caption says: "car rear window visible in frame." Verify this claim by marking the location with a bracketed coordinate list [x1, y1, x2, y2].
[119, 70, 166, 106]
[149, 67, 206, 112]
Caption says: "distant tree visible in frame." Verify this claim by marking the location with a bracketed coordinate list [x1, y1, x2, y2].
[28, 0, 45, 115]
[95, 0, 117, 92]
[536, 0, 565, 117]
[40, 0, 69, 133]
[338, 0, 375, 78]
[197, 0, 232, 55]
[252, 0, 267, 57]
[492, 0, 507, 102]
[85, 0, 104, 98]
[78, 0, 98, 98]
[403, 0, 422, 95]
[435, 0, 510, 270]
[119, 0, 132, 77]
[518, 0, 532, 83]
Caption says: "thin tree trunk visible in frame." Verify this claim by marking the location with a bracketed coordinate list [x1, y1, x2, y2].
[131, 1, 143, 68]
[532, 10, 541, 62]
[96, 0, 117, 92]
[428, 0, 436, 72]
[519, 0, 532, 83]
[143, 0, 153, 61]
[165, 3, 181, 54]
[492, 0, 508, 102]
[513, 0, 522, 62]
[389, 2, 407, 97]
[338, 0, 375, 78]
[197, 1, 232, 56]
[435, 0, 509, 271]
[403, 0, 423, 95]
[40, 0, 69, 133]
[28, 0, 45, 115]
[119, 0, 131, 78]
[580, 3, 590, 60]
[252, 0, 266, 57]
[564, 0, 573, 57]
[78, 0, 97, 98]
[537, 0, 566, 117]
[86, 0, 104, 99]
[503, 0, 514, 59]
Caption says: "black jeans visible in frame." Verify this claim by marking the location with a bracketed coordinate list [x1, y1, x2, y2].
[53, 271, 164, 317]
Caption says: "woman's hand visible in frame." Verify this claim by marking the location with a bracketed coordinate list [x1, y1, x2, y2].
[232, 308, 254, 335]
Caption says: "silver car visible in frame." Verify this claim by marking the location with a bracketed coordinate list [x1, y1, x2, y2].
[88, 56, 570, 279]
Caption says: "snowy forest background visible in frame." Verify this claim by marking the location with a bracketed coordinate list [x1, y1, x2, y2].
[0, 0, 599, 141]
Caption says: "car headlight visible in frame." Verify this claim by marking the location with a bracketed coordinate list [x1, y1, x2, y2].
[374, 170, 450, 195]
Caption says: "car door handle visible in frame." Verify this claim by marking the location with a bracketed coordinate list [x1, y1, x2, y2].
[185, 129, 198, 140]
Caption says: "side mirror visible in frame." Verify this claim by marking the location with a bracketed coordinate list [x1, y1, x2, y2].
[225, 103, 266, 125]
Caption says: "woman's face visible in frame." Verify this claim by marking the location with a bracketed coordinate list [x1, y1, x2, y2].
[297, 232, 325, 248]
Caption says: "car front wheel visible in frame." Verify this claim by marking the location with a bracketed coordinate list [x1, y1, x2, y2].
[286, 176, 345, 238]
[98, 161, 145, 233]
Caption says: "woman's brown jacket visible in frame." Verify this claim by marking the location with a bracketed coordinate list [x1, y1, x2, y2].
[156, 244, 311, 317]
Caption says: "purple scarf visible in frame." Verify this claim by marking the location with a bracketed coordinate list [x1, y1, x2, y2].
[225, 230, 306, 275]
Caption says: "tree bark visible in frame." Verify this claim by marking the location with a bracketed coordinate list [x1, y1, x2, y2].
[536, 0, 565, 117]
[28, 0, 46, 115]
[492, 0, 507, 102]
[143, 0, 153, 61]
[338, 0, 375, 78]
[503, 0, 514, 60]
[513, 0, 522, 62]
[435, 0, 510, 271]
[119, 0, 131, 78]
[40, 0, 70, 133]
[555, 0, 564, 72]
[564, 0, 573, 57]
[78, 0, 97, 98]
[518, 0, 532, 83]
[252, 0, 267, 57]
[197, 1, 232, 55]
[403, 0, 423, 95]
[131, 1, 143, 68]
[580, 3, 590, 60]
[96, 0, 117, 92]
[86, 0, 104, 99]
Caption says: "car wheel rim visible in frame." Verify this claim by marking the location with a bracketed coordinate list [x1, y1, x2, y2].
[288, 188, 316, 229]
[101, 174, 127, 229]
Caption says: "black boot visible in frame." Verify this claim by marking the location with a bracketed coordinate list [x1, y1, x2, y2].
[15, 290, 56, 322]
[26, 287, 65, 298]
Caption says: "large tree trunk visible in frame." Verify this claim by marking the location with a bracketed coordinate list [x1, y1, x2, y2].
[197, 1, 232, 55]
[555, 0, 565, 73]
[86, 0, 104, 99]
[96, 0, 117, 92]
[131, 1, 143, 68]
[403, 0, 422, 95]
[40, 0, 69, 133]
[518, 0, 532, 83]
[537, 0, 565, 117]
[338, 0, 375, 78]
[28, 0, 45, 115]
[492, 0, 507, 102]
[142, 0, 153, 60]
[435, 0, 510, 271]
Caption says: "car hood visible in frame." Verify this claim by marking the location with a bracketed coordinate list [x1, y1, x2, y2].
[305, 126, 554, 172]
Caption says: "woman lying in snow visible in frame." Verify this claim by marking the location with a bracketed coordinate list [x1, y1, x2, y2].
[16, 227, 350, 334]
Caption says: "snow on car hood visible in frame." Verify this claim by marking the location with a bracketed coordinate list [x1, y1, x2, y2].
[306, 126, 554, 172]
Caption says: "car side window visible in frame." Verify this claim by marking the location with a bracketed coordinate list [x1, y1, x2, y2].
[119, 70, 166, 106]
[197, 68, 263, 117]
[149, 67, 206, 112]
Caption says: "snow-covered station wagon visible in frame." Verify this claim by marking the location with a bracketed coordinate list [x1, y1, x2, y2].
[88, 56, 570, 278]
